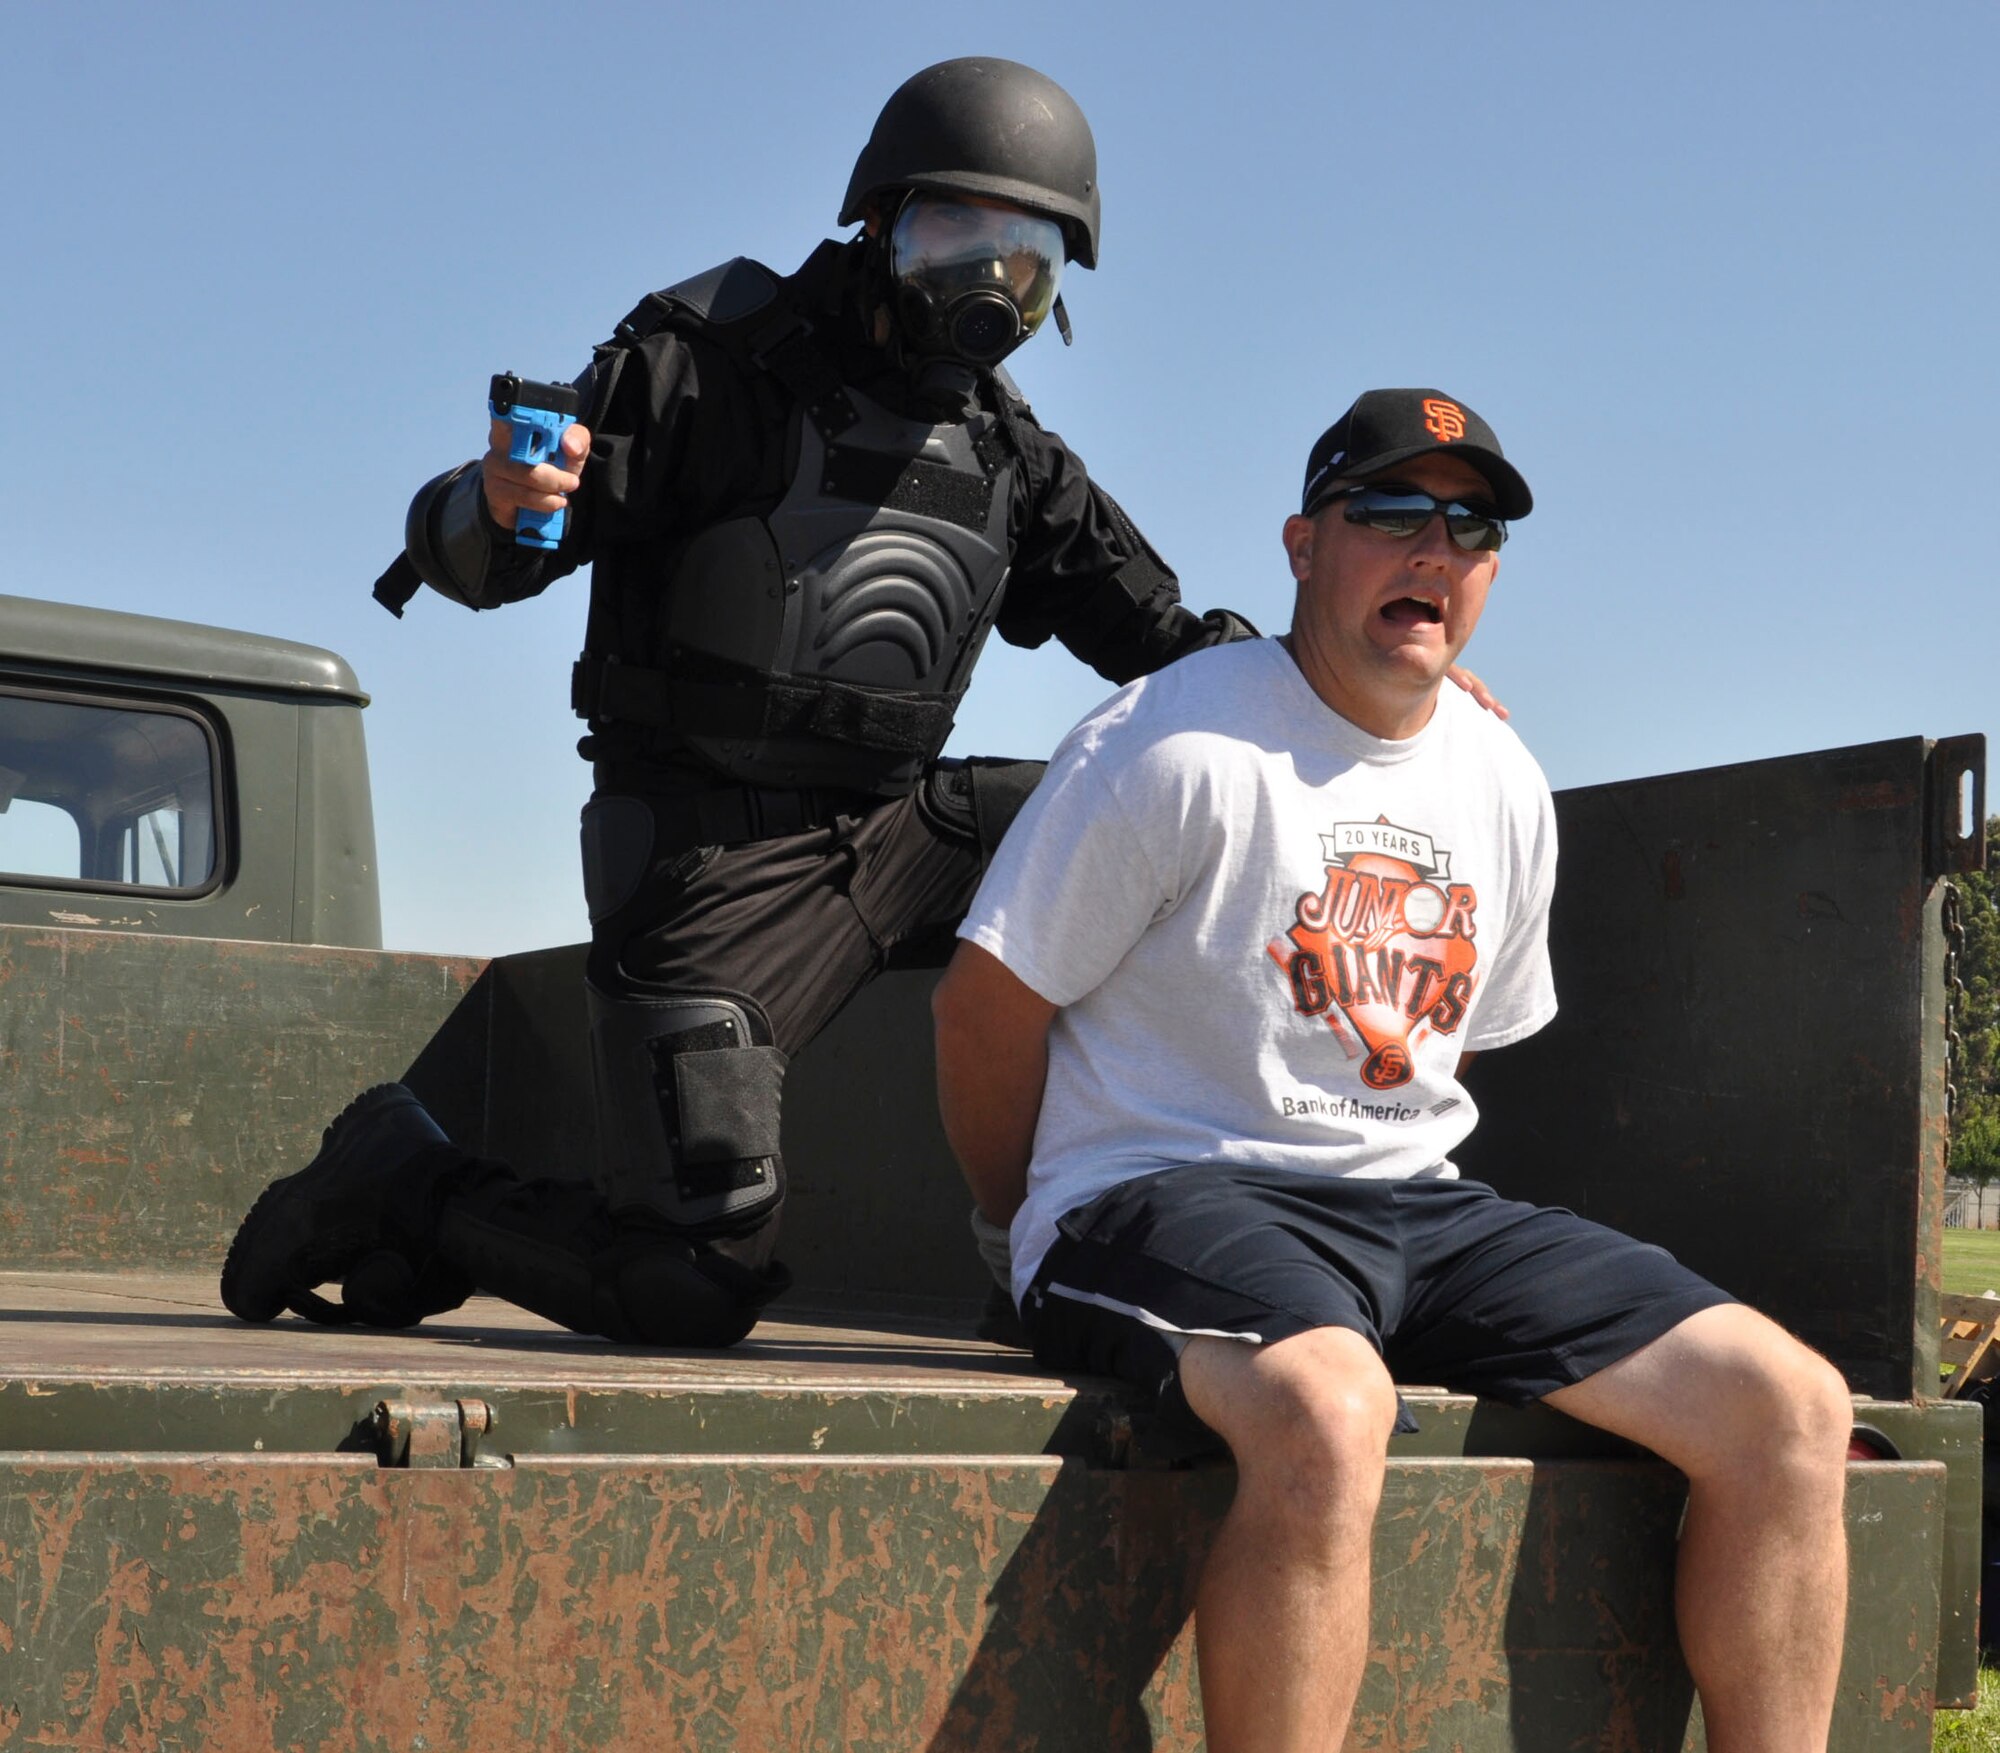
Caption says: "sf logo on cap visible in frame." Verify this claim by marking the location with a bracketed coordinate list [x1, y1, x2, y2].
[1422, 398, 1466, 444]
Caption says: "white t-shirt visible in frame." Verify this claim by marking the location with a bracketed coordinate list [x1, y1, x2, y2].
[959, 639, 1559, 1306]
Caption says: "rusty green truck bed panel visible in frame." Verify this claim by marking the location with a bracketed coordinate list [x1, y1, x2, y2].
[0, 1269, 1971, 1750]
[0, 1451, 1946, 1751]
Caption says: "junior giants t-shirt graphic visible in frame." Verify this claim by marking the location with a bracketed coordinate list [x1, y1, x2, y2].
[1270, 815, 1479, 1090]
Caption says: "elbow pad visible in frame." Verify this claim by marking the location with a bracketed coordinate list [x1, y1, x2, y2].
[403, 461, 497, 606]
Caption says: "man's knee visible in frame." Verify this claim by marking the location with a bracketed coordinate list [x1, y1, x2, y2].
[605, 1227, 790, 1348]
[1710, 1309, 1847, 1437]
[1625, 1306, 1853, 1486]
[1183, 1327, 1400, 1506]
[1743, 1333, 1853, 1487]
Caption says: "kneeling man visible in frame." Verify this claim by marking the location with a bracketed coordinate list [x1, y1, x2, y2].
[932, 388, 1851, 1753]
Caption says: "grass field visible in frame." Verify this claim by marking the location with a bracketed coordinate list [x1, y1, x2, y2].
[1939, 1234, 2000, 1745]
[1936, 1668, 2000, 1750]
[1916, 1235, 1998, 1745]
[1944, 1228, 2000, 1296]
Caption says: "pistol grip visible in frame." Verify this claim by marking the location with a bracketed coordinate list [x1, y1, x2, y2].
[499, 409, 573, 551]
[516, 502, 564, 549]
[505, 418, 559, 466]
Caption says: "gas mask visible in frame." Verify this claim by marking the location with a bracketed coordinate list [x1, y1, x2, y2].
[886, 194, 1068, 368]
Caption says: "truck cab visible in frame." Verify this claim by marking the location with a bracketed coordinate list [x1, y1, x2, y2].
[0, 593, 379, 947]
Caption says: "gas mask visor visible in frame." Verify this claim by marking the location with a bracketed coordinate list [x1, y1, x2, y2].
[888, 195, 1065, 366]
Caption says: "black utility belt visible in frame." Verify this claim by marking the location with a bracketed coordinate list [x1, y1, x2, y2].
[572, 656, 960, 755]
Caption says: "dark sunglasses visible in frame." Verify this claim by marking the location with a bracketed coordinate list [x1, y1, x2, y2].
[1321, 485, 1508, 553]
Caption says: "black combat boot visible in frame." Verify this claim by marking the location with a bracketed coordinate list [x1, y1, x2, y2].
[220, 1084, 474, 1329]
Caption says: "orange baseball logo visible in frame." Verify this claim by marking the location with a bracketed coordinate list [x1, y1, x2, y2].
[1422, 399, 1466, 444]
[1269, 816, 1482, 1093]
[1361, 1042, 1414, 1091]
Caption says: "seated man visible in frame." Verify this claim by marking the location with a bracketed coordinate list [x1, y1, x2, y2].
[931, 388, 1852, 1753]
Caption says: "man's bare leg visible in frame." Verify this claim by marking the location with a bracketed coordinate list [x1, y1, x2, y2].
[1544, 1304, 1851, 1753]
[1178, 1326, 1401, 1753]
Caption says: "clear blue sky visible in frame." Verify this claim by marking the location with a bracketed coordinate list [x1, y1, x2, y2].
[8, 2, 1995, 955]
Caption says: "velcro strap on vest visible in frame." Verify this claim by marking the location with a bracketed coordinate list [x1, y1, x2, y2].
[757, 673, 958, 751]
[747, 312, 857, 437]
[573, 656, 958, 756]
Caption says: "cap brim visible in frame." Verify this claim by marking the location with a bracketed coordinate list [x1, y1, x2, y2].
[1312, 443, 1532, 520]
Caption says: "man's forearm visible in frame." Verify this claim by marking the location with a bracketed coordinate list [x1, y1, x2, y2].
[937, 1027, 1046, 1224]
[932, 945, 1058, 1226]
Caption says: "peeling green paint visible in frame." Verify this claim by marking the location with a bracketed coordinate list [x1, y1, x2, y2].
[0, 1456, 1945, 1751]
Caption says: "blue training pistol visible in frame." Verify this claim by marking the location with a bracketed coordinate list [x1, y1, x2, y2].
[488, 372, 581, 550]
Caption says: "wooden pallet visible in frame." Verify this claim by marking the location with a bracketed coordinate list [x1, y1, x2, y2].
[1939, 1291, 2000, 1396]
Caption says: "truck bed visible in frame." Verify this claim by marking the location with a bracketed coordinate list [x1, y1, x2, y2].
[0, 1268, 1078, 1460]
[1, 730, 1988, 1747]
[0, 1265, 1962, 1752]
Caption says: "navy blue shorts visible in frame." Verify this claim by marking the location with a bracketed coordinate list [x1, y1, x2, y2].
[1022, 1165, 1733, 1443]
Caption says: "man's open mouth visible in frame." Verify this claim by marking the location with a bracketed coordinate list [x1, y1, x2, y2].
[1381, 596, 1443, 627]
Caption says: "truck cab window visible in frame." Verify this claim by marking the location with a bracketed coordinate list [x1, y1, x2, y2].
[0, 689, 220, 893]
[0, 797, 82, 880]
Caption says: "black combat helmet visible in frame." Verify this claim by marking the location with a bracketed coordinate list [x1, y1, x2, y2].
[840, 58, 1101, 269]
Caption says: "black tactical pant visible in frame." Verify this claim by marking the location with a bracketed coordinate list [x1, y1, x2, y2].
[595, 782, 987, 1060]
[426, 759, 1042, 1341]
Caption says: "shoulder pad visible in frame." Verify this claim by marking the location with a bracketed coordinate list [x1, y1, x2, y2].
[656, 258, 780, 326]
[606, 259, 783, 349]
[988, 363, 1040, 425]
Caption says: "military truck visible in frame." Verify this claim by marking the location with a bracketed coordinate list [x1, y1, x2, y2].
[0, 595, 1986, 1749]
[0, 593, 379, 948]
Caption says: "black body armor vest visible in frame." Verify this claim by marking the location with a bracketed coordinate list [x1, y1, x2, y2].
[573, 257, 1018, 796]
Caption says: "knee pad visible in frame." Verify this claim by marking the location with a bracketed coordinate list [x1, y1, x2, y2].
[965, 756, 1047, 858]
[919, 757, 1046, 860]
[587, 983, 788, 1235]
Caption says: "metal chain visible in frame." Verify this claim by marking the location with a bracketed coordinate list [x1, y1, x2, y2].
[1944, 878, 1967, 1125]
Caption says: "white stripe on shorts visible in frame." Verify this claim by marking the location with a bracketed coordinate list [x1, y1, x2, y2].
[1043, 1280, 1265, 1347]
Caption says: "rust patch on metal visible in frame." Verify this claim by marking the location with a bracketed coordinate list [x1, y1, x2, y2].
[1837, 779, 1915, 813]
[0, 1412, 1949, 1746]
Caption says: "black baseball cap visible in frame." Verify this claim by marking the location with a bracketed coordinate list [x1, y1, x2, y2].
[1300, 389, 1533, 521]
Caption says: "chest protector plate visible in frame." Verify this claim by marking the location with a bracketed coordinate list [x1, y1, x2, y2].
[657, 381, 1015, 792]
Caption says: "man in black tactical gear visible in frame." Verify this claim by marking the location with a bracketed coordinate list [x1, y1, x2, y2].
[220, 57, 1263, 1349]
